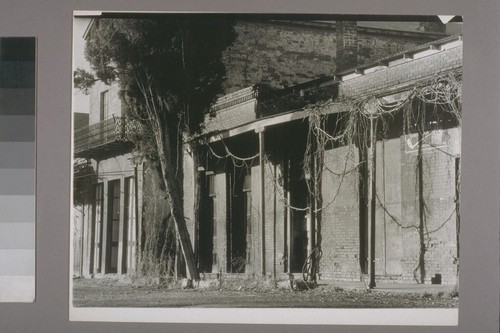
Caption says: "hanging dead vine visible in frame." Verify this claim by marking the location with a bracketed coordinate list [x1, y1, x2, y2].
[365, 71, 460, 282]
[300, 69, 462, 283]
[198, 69, 461, 283]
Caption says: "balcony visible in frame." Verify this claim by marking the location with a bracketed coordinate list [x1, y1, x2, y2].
[74, 117, 135, 159]
[256, 77, 337, 118]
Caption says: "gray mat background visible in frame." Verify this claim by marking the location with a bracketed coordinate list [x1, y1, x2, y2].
[0, 0, 498, 332]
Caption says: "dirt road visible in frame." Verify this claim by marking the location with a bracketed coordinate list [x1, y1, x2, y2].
[72, 278, 458, 308]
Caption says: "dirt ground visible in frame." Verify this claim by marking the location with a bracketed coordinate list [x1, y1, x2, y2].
[72, 278, 458, 308]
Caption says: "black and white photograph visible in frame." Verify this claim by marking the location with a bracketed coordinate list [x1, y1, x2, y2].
[71, 12, 462, 324]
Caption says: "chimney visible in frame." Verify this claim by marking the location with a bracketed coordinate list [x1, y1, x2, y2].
[336, 21, 358, 73]
[419, 22, 447, 33]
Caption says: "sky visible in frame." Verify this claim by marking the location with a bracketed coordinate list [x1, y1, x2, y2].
[72, 18, 91, 114]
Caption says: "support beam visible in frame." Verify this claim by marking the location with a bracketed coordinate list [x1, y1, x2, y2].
[256, 127, 266, 276]
[286, 162, 291, 274]
[79, 206, 85, 277]
[205, 103, 346, 142]
[369, 115, 377, 289]
[308, 130, 317, 282]
[418, 130, 426, 284]
[134, 165, 139, 273]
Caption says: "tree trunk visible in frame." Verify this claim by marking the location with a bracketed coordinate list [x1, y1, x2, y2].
[154, 118, 200, 282]
[135, 75, 200, 282]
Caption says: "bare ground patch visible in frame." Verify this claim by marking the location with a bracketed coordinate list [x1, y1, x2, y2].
[72, 278, 458, 308]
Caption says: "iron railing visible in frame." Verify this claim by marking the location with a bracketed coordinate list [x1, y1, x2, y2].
[74, 117, 130, 155]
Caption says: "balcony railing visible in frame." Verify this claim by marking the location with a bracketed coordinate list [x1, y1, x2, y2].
[256, 77, 337, 118]
[74, 117, 135, 158]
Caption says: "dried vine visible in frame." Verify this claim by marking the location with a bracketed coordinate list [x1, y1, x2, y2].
[199, 69, 462, 283]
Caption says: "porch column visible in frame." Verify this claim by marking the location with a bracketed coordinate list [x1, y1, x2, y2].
[369, 114, 377, 289]
[131, 170, 139, 273]
[256, 127, 266, 276]
[137, 163, 144, 269]
[78, 206, 85, 277]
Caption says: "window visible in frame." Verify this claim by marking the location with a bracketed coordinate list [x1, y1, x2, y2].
[100, 90, 109, 120]
[208, 174, 216, 197]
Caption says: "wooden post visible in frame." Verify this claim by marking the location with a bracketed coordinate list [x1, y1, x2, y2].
[273, 164, 277, 284]
[418, 129, 426, 284]
[286, 182, 291, 274]
[455, 157, 460, 279]
[369, 115, 377, 289]
[133, 165, 139, 273]
[308, 129, 317, 282]
[256, 128, 266, 276]
[79, 206, 85, 277]
[88, 192, 95, 276]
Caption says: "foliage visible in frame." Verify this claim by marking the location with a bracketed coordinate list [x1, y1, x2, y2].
[73, 68, 97, 95]
[82, 17, 236, 134]
[78, 16, 236, 280]
[73, 158, 95, 206]
[137, 163, 177, 279]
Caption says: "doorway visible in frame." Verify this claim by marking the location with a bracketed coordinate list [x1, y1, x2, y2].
[287, 156, 308, 273]
[199, 173, 216, 273]
[227, 168, 252, 273]
[106, 179, 120, 273]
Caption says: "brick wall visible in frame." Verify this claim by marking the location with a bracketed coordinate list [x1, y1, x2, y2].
[339, 45, 463, 98]
[322, 44, 462, 284]
[222, 21, 337, 93]
[320, 145, 361, 281]
[336, 21, 358, 72]
[222, 21, 441, 94]
[183, 25, 461, 284]
[318, 128, 459, 284]
[398, 128, 460, 284]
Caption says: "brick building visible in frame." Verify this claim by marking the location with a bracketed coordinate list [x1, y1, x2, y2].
[222, 20, 446, 92]
[73, 19, 460, 285]
[184, 34, 462, 285]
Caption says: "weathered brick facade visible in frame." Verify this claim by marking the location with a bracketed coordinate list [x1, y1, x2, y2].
[320, 145, 361, 281]
[189, 35, 462, 285]
[222, 21, 445, 93]
[76, 20, 460, 286]
[339, 44, 463, 98]
[317, 129, 460, 284]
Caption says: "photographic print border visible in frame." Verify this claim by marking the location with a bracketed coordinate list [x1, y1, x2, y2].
[69, 11, 461, 325]
[0, 1, 498, 332]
